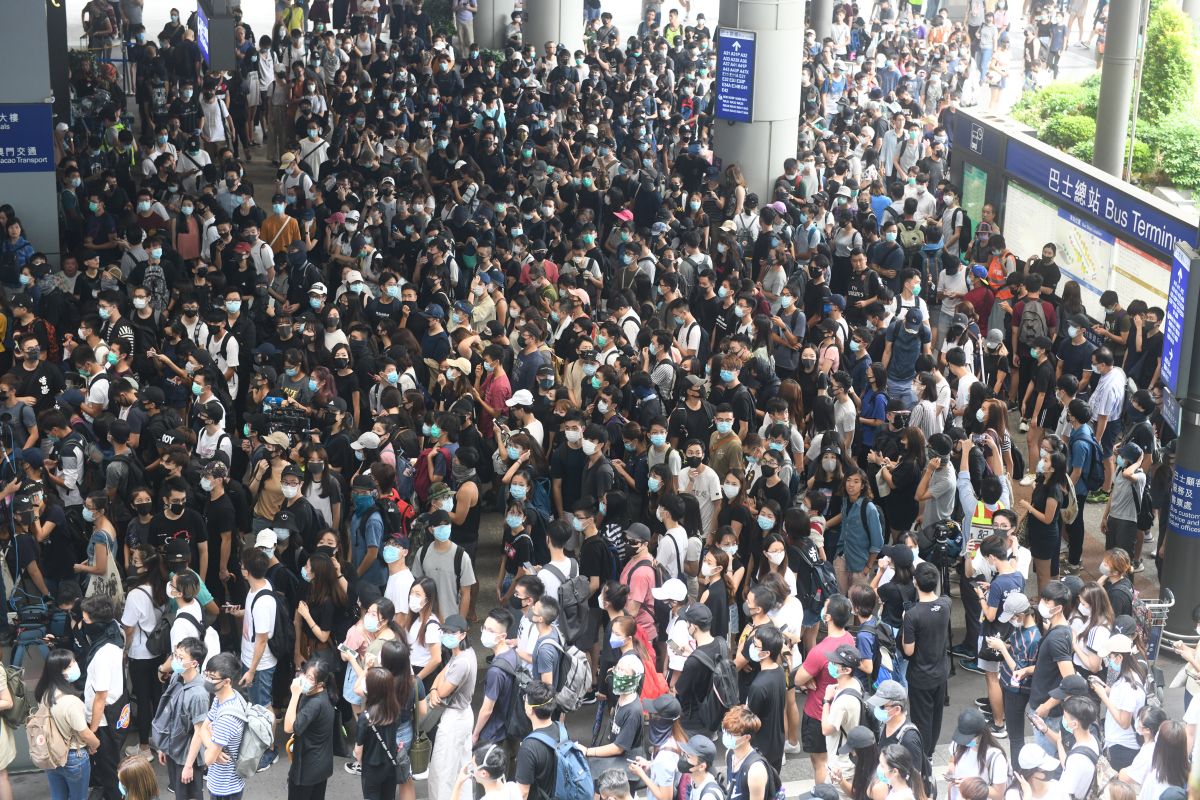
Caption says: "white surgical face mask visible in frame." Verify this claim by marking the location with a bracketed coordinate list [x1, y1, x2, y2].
[701, 563, 717, 577]
[766, 551, 786, 566]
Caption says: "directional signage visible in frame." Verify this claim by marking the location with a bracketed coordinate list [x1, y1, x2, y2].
[0, 105, 54, 174]
[715, 28, 756, 123]
[197, 2, 210, 64]
[1162, 242, 1199, 398]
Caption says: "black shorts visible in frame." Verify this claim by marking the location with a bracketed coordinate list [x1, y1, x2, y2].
[801, 712, 826, 754]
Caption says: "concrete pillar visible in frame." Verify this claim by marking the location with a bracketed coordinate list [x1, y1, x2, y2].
[522, 0, 584, 55]
[0, 1, 60, 265]
[474, 0, 516, 50]
[812, 0, 834, 41]
[712, 0, 806, 203]
[1184, 0, 1200, 30]
[1093, 0, 1139, 177]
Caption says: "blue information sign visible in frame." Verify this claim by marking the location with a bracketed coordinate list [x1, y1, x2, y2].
[715, 28, 755, 123]
[1161, 243, 1196, 397]
[197, 3, 210, 64]
[1005, 139, 1194, 260]
[1168, 465, 1200, 538]
[0, 105, 54, 174]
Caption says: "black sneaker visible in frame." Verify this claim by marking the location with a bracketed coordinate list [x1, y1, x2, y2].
[951, 644, 976, 659]
[581, 690, 598, 705]
[974, 697, 990, 710]
[961, 660, 986, 675]
[989, 723, 1009, 738]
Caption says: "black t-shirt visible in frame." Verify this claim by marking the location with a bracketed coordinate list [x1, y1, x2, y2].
[900, 596, 951, 688]
[1055, 338, 1096, 382]
[38, 503, 74, 580]
[149, 510, 208, 570]
[703, 577, 729, 639]
[355, 713, 399, 769]
[515, 724, 560, 796]
[549, 444, 587, 514]
[15, 361, 65, 412]
[1, 533, 39, 590]
[879, 580, 918, 628]
[204, 494, 238, 600]
[578, 534, 610, 597]
[677, 639, 724, 732]
[668, 401, 715, 445]
[1029, 623, 1074, 709]
[290, 692, 336, 786]
[746, 666, 787, 770]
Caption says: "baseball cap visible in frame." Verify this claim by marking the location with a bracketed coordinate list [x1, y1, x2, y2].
[971, 264, 989, 280]
[646, 694, 682, 720]
[625, 523, 651, 542]
[351, 431, 382, 451]
[263, 431, 290, 448]
[867, 679, 908, 707]
[679, 735, 718, 767]
[985, 328, 1005, 350]
[165, 539, 192, 563]
[952, 708, 988, 746]
[1017, 743, 1060, 772]
[829, 644, 862, 668]
[1097, 633, 1135, 657]
[442, 614, 469, 633]
[681, 604, 712, 626]
[254, 529, 277, 549]
[1049, 674, 1090, 701]
[506, 389, 534, 407]
[881, 544, 914, 569]
[139, 386, 166, 406]
[426, 305, 446, 320]
[997, 592, 1030, 623]
[651, 579, 687, 602]
[308, 282, 328, 295]
[835, 727, 876, 757]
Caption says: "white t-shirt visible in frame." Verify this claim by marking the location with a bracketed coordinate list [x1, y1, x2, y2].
[657, 527, 688, 579]
[1126, 738, 1180, 800]
[84, 642, 124, 726]
[408, 615, 442, 669]
[384, 569, 415, 612]
[1103, 677, 1145, 749]
[767, 596, 806, 663]
[120, 586, 159, 660]
[678, 467, 721, 536]
[665, 616, 694, 672]
[171, 599, 205, 648]
[537, 557, 574, 598]
[1060, 741, 1099, 800]
[951, 747, 1009, 800]
[242, 585, 278, 671]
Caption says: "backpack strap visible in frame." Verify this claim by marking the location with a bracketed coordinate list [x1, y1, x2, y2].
[177, 610, 205, 639]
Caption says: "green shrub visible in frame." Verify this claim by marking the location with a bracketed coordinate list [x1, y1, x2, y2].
[1011, 82, 1092, 128]
[1140, 4, 1199, 121]
[1042, 115, 1097, 149]
[1152, 114, 1200, 187]
[1069, 137, 1155, 180]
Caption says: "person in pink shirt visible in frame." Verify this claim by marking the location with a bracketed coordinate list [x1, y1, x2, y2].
[469, 344, 513, 438]
[791, 594, 856, 783]
[619, 523, 658, 645]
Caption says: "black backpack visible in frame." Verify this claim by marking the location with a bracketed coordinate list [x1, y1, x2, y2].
[109, 451, 145, 520]
[492, 656, 532, 743]
[543, 560, 591, 647]
[834, 685, 879, 743]
[796, 545, 840, 614]
[250, 584, 296, 661]
[690, 638, 740, 733]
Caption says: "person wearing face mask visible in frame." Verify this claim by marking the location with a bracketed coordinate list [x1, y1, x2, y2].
[273, 464, 322, 555]
[582, 651, 647, 773]
[426, 614, 479, 800]
[191, 652, 249, 800]
[282, 657, 336, 800]
[150, 637, 211, 800]
[75, 593, 127, 800]
[411, 507, 477, 620]
[720, 706, 774, 800]
[35, 648, 103, 799]
[1030, 695, 1100, 799]
[946, 708, 1011, 800]
[1027, 581, 1078, 753]
[673, 603, 725, 737]
[117, 544, 168, 761]
[471, 607, 520, 747]
[741, 625, 788, 772]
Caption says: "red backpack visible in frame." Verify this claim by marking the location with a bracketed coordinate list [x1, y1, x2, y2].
[413, 445, 454, 505]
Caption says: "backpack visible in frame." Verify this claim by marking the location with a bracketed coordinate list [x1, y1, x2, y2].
[1136, 477, 1155, 531]
[852, 617, 897, 687]
[1067, 743, 1112, 800]
[139, 587, 172, 658]
[109, 451, 146, 520]
[537, 637, 593, 712]
[493, 656, 533, 742]
[26, 696, 70, 769]
[954, 207, 974, 254]
[376, 496, 416, 539]
[543, 561, 591, 646]
[417, 542, 467, 589]
[834, 685, 877, 744]
[142, 260, 170, 313]
[413, 445, 454, 505]
[228, 694, 276, 780]
[1078, 433, 1105, 492]
[796, 545, 840, 614]
[897, 220, 924, 256]
[60, 430, 102, 497]
[175, 610, 220, 670]
[525, 722, 595, 800]
[688, 638, 740, 733]
[1018, 298, 1049, 346]
[721, 749, 786, 800]
[1061, 485, 1080, 525]
[2, 665, 28, 727]
[250, 585, 295, 661]
[894, 721, 936, 797]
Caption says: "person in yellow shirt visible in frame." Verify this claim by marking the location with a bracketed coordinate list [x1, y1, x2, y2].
[260, 193, 301, 255]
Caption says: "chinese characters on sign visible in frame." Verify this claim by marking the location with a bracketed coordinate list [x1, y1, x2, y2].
[1160, 243, 1195, 397]
[0, 104, 53, 174]
[1005, 140, 1194, 261]
[1168, 466, 1200, 538]
[715, 29, 756, 124]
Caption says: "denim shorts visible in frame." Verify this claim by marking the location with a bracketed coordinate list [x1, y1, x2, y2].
[248, 666, 274, 707]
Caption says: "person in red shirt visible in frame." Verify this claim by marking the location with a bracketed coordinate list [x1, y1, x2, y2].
[963, 264, 995, 330]
[792, 594, 856, 783]
[619, 523, 658, 646]
[469, 344, 513, 439]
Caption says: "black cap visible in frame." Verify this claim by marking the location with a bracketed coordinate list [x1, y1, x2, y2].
[835, 726, 876, 756]
[952, 708, 988, 746]
[442, 613, 469, 633]
[1049, 674, 1090, 701]
[679, 734, 717, 767]
[139, 386, 166, 406]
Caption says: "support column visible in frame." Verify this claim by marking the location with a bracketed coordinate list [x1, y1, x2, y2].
[474, 0, 516, 50]
[1184, 0, 1200, 29]
[0, 1, 59, 265]
[522, 0, 584, 55]
[1093, 0, 1139, 177]
[712, 0, 806, 203]
[47, 0, 70, 124]
[812, 0, 834, 42]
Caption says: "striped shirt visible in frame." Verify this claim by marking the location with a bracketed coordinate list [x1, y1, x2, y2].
[205, 695, 246, 797]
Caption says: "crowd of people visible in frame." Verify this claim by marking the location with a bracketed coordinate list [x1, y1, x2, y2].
[0, 0, 1186, 800]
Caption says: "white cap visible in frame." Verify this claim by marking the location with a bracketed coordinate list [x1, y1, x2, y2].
[651, 578, 688, 602]
[345, 270, 364, 284]
[506, 389, 534, 407]
[350, 431, 382, 450]
[255, 529, 277, 549]
[308, 282, 328, 295]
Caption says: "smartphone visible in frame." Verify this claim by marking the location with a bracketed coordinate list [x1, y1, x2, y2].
[338, 642, 354, 655]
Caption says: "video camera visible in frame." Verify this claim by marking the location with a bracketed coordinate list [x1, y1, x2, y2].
[262, 395, 312, 437]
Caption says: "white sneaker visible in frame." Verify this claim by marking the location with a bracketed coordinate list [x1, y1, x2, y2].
[1020, 473, 1037, 486]
[1019, 419, 1030, 432]
[784, 740, 803, 754]
[413, 770, 430, 781]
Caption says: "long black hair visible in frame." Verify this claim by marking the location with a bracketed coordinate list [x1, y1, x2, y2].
[35, 649, 81, 705]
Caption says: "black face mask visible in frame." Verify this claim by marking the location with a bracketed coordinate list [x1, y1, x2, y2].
[134, 502, 153, 517]
[168, 501, 185, 514]
[761, 464, 777, 478]
[676, 755, 693, 775]
[685, 455, 703, 469]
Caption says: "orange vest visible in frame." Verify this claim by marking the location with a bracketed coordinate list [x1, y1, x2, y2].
[987, 251, 1015, 300]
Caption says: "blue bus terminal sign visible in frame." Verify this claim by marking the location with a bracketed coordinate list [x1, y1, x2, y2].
[715, 28, 756, 123]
